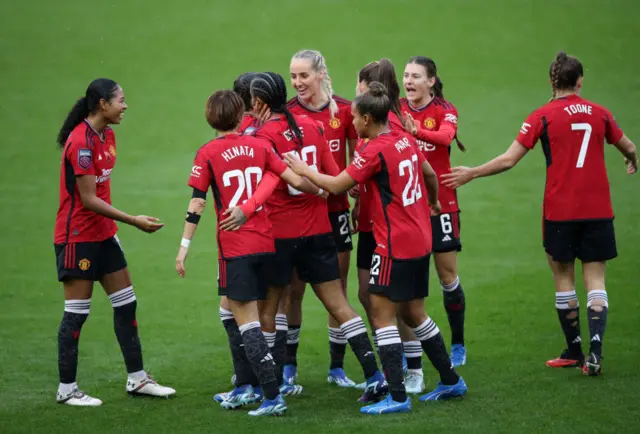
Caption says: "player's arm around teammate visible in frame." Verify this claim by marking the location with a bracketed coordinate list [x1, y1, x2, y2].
[443, 52, 637, 376]
[400, 57, 469, 368]
[53, 79, 174, 406]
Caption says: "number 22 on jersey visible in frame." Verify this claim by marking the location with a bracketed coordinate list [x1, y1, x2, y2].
[399, 154, 423, 207]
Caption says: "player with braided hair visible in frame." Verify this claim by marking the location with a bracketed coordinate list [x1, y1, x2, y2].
[443, 51, 637, 377]
[246, 72, 388, 403]
[284, 50, 359, 388]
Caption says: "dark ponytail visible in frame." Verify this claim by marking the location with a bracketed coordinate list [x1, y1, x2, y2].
[353, 81, 390, 124]
[549, 51, 583, 101]
[251, 72, 303, 148]
[233, 72, 258, 112]
[358, 59, 402, 120]
[57, 78, 119, 148]
[407, 56, 466, 152]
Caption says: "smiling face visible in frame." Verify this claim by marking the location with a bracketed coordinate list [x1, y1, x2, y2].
[403, 63, 434, 105]
[102, 86, 127, 124]
[290, 58, 323, 101]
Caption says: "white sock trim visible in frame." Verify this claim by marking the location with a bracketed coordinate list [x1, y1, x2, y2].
[287, 327, 300, 345]
[275, 314, 288, 331]
[376, 326, 401, 346]
[328, 327, 348, 344]
[340, 317, 367, 340]
[218, 307, 234, 322]
[64, 299, 91, 315]
[555, 290, 579, 309]
[239, 321, 260, 334]
[109, 285, 136, 308]
[128, 370, 146, 381]
[58, 382, 78, 394]
[413, 318, 440, 341]
[587, 289, 608, 308]
[441, 276, 460, 292]
[403, 340, 423, 357]
[262, 331, 276, 348]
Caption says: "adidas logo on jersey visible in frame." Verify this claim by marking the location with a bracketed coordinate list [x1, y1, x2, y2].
[442, 235, 452, 242]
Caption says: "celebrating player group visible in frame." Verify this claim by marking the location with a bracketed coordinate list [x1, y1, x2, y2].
[53, 49, 637, 416]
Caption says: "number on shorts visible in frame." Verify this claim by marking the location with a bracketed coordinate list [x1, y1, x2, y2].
[284, 145, 318, 196]
[399, 154, 423, 207]
[370, 254, 381, 276]
[222, 167, 263, 207]
[440, 214, 452, 234]
[338, 213, 349, 235]
[572, 123, 592, 168]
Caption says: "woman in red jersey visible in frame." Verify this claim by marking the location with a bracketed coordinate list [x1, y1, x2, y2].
[443, 52, 638, 376]
[175, 90, 321, 416]
[53, 78, 174, 406]
[249, 72, 387, 402]
[282, 49, 359, 387]
[401, 57, 468, 369]
[354, 59, 427, 394]
[285, 82, 467, 414]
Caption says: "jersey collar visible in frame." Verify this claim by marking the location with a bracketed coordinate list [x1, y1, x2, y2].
[406, 95, 436, 112]
[296, 96, 330, 113]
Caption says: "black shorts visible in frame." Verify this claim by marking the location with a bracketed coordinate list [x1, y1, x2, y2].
[267, 234, 340, 287]
[431, 212, 462, 253]
[218, 254, 273, 302]
[357, 231, 376, 270]
[368, 254, 431, 302]
[55, 236, 127, 282]
[329, 210, 353, 252]
[543, 219, 617, 263]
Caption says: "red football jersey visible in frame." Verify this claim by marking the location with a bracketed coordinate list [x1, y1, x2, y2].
[357, 111, 407, 233]
[188, 134, 287, 259]
[401, 97, 460, 213]
[255, 115, 337, 239]
[239, 113, 258, 135]
[54, 121, 118, 244]
[516, 94, 623, 221]
[287, 95, 357, 212]
[346, 129, 432, 259]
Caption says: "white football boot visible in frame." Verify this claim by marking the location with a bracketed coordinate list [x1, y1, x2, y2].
[404, 369, 425, 394]
[126, 374, 176, 397]
[57, 387, 103, 406]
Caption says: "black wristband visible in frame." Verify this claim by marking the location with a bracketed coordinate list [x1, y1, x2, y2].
[186, 212, 201, 224]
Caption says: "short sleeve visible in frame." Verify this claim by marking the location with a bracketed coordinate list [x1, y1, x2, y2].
[515, 111, 543, 149]
[265, 147, 287, 176]
[66, 137, 97, 176]
[604, 109, 624, 145]
[345, 146, 381, 184]
[188, 150, 211, 192]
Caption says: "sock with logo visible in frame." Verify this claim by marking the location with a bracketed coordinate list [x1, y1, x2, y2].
[377, 326, 407, 403]
[58, 299, 90, 385]
[239, 322, 279, 400]
[109, 286, 143, 373]
[587, 290, 608, 357]
[555, 290, 583, 358]
[413, 318, 459, 385]
[340, 317, 379, 379]
[442, 277, 466, 346]
[219, 307, 257, 386]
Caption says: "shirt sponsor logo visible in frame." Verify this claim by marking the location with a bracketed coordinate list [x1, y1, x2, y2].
[192, 165, 202, 178]
[329, 139, 340, 152]
[520, 122, 531, 135]
[96, 168, 112, 183]
[417, 139, 436, 152]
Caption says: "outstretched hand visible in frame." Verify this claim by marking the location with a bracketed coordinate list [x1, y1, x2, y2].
[441, 167, 474, 189]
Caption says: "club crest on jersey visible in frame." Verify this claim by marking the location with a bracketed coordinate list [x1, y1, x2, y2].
[78, 258, 91, 271]
[424, 117, 436, 129]
[78, 149, 92, 169]
[329, 118, 341, 129]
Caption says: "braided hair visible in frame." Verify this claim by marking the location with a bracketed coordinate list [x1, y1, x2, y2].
[549, 52, 583, 101]
[251, 72, 303, 148]
[291, 49, 339, 117]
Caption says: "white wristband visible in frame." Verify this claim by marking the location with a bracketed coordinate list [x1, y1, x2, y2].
[316, 188, 325, 196]
[180, 237, 191, 249]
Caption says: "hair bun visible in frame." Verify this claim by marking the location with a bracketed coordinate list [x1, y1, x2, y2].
[368, 81, 388, 97]
[556, 51, 568, 62]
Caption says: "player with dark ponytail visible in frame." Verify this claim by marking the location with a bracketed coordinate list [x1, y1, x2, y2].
[250, 72, 387, 402]
[400, 57, 470, 371]
[53, 78, 175, 406]
[285, 81, 467, 414]
[443, 51, 638, 377]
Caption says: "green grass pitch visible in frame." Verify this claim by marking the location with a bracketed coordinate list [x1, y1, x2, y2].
[1, 0, 639, 432]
